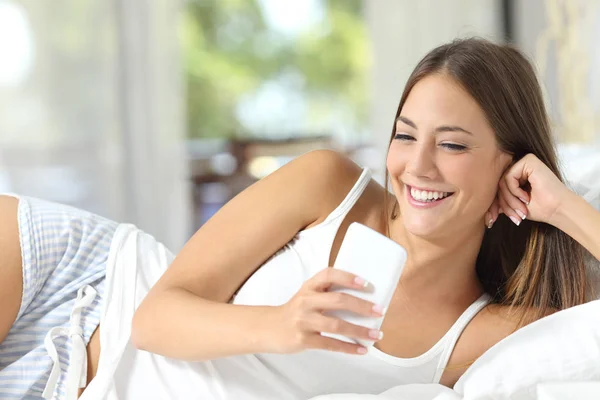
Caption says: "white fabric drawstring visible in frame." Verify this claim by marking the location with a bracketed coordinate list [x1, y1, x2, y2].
[43, 285, 97, 400]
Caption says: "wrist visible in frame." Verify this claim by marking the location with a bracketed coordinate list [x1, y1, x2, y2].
[549, 189, 584, 231]
[250, 305, 283, 354]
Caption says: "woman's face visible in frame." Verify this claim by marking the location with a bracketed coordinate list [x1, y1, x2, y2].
[387, 73, 512, 239]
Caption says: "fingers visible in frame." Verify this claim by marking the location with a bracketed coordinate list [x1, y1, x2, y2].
[311, 291, 385, 317]
[485, 197, 501, 228]
[504, 170, 531, 205]
[498, 178, 528, 226]
[297, 268, 386, 356]
[307, 267, 369, 292]
[305, 334, 369, 355]
[504, 157, 531, 203]
[314, 314, 383, 343]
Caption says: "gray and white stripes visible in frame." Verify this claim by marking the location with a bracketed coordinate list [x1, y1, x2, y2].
[0, 195, 117, 399]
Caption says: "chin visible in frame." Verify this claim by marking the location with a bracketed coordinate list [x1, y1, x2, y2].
[402, 217, 441, 238]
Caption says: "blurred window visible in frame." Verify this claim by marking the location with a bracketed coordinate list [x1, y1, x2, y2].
[181, 0, 371, 146]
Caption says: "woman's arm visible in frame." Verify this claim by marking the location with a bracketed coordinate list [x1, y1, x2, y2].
[0, 196, 23, 345]
[494, 153, 600, 261]
[550, 191, 600, 262]
[132, 150, 367, 361]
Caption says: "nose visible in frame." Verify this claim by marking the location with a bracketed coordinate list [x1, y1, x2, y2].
[406, 143, 438, 180]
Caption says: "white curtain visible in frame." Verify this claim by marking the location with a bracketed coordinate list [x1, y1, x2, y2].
[364, 0, 503, 180]
[0, 0, 191, 251]
[514, 0, 600, 144]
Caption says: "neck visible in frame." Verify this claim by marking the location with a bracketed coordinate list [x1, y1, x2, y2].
[388, 215, 486, 303]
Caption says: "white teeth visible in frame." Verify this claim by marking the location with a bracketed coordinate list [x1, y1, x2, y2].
[409, 187, 451, 202]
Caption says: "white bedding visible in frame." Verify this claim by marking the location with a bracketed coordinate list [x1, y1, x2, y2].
[310, 384, 460, 400]
[310, 381, 600, 400]
[558, 145, 600, 300]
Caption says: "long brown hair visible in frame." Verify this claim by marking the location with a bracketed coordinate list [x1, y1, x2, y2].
[384, 38, 587, 328]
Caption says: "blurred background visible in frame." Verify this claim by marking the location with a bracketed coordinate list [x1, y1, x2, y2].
[0, 0, 598, 250]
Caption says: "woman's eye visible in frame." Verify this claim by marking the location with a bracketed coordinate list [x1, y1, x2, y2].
[394, 134, 467, 152]
[440, 143, 467, 151]
[394, 134, 414, 141]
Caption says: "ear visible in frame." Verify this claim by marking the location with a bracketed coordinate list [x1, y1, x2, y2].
[497, 151, 515, 176]
[486, 152, 512, 228]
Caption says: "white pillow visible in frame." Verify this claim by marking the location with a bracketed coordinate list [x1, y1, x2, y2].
[536, 382, 600, 400]
[308, 384, 461, 400]
[380, 384, 461, 400]
[559, 144, 600, 300]
[454, 299, 600, 400]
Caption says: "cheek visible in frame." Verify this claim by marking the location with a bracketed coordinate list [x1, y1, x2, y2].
[386, 145, 404, 176]
[439, 156, 498, 207]
[465, 162, 503, 204]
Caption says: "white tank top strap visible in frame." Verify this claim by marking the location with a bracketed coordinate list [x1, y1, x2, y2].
[321, 167, 372, 225]
[433, 292, 492, 382]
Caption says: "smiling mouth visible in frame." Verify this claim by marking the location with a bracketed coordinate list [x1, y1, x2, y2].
[407, 185, 455, 203]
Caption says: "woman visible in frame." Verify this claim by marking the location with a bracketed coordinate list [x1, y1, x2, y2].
[1, 38, 599, 399]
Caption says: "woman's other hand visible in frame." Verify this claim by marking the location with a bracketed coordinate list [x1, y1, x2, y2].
[490, 153, 574, 227]
[269, 268, 385, 355]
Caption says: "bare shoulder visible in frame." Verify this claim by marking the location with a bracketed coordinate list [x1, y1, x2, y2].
[439, 303, 520, 387]
[462, 303, 521, 345]
[440, 302, 558, 386]
[289, 149, 367, 226]
[292, 149, 364, 190]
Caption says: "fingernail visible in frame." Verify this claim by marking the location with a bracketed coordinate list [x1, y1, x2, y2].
[369, 329, 384, 340]
[354, 277, 368, 288]
[357, 347, 368, 354]
[487, 218, 494, 229]
[515, 209, 526, 220]
[509, 216, 521, 226]
[372, 304, 386, 315]
[519, 197, 530, 205]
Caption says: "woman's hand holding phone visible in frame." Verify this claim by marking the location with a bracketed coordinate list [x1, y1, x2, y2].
[268, 267, 385, 356]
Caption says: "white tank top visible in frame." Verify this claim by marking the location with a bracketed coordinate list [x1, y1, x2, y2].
[82, 168, 491, 400]
[229, 167, 491, 395]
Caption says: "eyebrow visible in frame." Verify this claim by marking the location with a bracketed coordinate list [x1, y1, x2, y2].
[396, 115, 474, 136]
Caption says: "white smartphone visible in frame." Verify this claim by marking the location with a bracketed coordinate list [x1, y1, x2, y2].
[323, 222, 407, 347]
